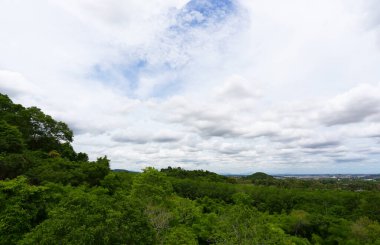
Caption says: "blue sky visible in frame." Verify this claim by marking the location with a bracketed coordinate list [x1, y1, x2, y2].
[1, 0, 380, 174]
[175, 0, 236, 28]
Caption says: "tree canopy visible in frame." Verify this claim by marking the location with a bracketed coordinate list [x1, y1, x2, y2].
[0, 92, 379, 244]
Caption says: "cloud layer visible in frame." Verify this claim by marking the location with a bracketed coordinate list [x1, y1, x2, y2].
[1, 0, 380, 173]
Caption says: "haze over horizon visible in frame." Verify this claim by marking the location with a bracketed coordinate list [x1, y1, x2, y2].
[1, 0, 380, 174]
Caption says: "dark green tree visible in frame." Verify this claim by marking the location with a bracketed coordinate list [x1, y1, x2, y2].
[0, 93, 73, 153]
[0, 120, 24, 153]
[0, 176, 47, 245]
[20, 187, 156, 245]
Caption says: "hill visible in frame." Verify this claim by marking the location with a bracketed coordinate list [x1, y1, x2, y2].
[245, 172, 274, 180]
[0, 92, 379, 245]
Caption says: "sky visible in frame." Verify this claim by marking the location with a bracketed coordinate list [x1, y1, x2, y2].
[1, 0, 380, 174]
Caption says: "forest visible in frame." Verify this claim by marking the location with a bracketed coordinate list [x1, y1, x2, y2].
[1, 92, 380, 245]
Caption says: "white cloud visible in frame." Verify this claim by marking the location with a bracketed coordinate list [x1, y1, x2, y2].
[1, 0, 380, 173]
[0, 70, 41, 98]
[112, 129, 183, 144]
[319, 84, 380, 125]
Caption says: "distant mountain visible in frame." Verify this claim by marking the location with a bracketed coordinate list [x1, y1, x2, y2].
[244, 172, 274, 180]
[112, 169, 139, 173]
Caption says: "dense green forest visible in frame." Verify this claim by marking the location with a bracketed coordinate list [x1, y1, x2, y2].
[1, 92, 380, 244]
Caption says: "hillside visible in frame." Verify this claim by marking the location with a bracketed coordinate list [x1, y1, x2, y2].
[1, 93, 380, 244]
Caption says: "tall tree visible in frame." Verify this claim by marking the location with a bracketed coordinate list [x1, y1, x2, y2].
[0, 120, 24, 153]
[0, 93, 73, 153]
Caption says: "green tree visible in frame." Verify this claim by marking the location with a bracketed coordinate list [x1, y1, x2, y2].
[164, 226, 198, 245]
[0, 93, 73, 153]
[0, 176, 47, 245]
[349, 217, 380, 244]
[20, 187, 156, 245]
[101, 171, 133, 195]
[23, 106, 73, 152]
[213, 205, 308, 245]
[131, 167, 173, 205]
[170, 196, 201, 226]
[0, 120, 24, 153]
[283, 210, 312, 238]
[0, 153, 29, 180]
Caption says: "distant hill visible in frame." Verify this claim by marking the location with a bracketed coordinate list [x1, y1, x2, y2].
[244, 172, 274, 180]
[112, 169, 139, 174]
[242, 172, 276, 186]
[161, 166, 231, 183]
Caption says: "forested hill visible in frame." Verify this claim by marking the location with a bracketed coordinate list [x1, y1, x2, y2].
[0, 93, 109, 185]
[1, 92, 380, 244]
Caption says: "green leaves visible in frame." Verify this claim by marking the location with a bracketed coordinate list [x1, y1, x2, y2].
[164, 226, 198, 245]
[23, 106, 73, 152]
[0, 93, 73, 154]
[131, 167, 173, 205]
[20, 187, 156, 245]
[23, 156, 110, 186]
[1, 92, 380, 245]
[350, 217, 380, 244]
[0, 176, 47, 245]
[0, 120, 24, 154]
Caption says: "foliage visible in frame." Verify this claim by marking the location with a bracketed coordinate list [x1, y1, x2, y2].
[161, 166, 230, 183]
[20, 187, 156, 245]
[0, 120, 24, 153]
[1, 93, 380, 244]
[164, 226, 198, 245]
[243, 172, 275, 185]
[131, 167, 173, 205]
[0, 93, 85, 158]
[0, 176, 47, 245]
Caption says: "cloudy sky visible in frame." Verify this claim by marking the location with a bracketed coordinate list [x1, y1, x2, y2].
[1, 0, 380, 174]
